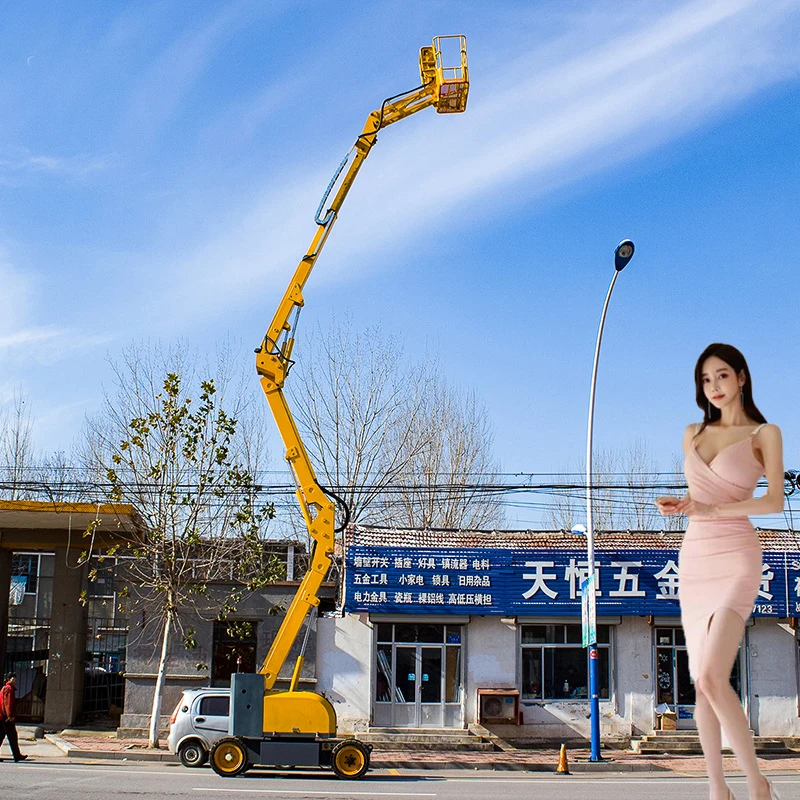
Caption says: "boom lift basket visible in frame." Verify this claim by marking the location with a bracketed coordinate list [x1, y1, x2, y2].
[430, 35, 469, 113]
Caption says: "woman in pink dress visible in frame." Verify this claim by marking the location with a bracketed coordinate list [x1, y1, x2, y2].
[657, 343, 784, 800]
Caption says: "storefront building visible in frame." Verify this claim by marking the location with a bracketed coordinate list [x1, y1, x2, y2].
[0, 500, 141, 726]
[315, 526, 800, 743]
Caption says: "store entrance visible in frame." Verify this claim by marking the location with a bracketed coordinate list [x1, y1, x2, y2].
[393, 645, 444, 726]
[655, 626, 744, 729]
[373, 622, 463, 728]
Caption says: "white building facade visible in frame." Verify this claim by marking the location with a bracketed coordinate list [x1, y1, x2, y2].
[316, 527, 800, 743]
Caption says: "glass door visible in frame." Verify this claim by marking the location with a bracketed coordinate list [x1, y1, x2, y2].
[656, 641, 696, 729]
[390, 646, 444, 727]
[419, 647, 443, 727]
[373, 623, 463, 728]
[393, 646, 418, 727]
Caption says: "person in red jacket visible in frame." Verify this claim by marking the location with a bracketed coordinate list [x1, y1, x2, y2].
[0, 674, 27, 762]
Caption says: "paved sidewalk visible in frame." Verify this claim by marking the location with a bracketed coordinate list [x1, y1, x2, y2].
[1, 737, 65, 761]
[44, 734, 800, 774]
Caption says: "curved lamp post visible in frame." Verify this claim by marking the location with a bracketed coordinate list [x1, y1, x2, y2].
[583, 239, 635, 762]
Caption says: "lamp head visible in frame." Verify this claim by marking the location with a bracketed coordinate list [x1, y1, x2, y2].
[614, 239, 635, 271]
[571, 524, 588, 536]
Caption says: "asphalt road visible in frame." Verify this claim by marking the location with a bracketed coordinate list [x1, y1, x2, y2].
[2, 762, 800, 800]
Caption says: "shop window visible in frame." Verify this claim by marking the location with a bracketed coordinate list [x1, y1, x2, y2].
[376, 623, 393, 643]
[521, 623, 611, 701]
[87, 560, 118, 618]
[88, 561, 116, 598]
[445, 645, 462, 703]
[796, 636, 800, 716]
[656, 627, 686, 647]
[394, 623, 445, 643]
[11, 554, 39, 595]
[376, 644, 393, 702]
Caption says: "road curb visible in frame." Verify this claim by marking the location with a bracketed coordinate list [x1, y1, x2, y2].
[45, 735, 179, 763]
[42, 737, 655, 770]
[35, 741, 800, 774]
[370, 756, 665, 772]
[45, 734, 76, 755]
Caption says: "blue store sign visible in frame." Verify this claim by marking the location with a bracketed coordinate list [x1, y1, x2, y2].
[345, 546, 792, 617]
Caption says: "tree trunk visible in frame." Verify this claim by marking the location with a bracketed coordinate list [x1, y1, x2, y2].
[148, 611, 173, 749]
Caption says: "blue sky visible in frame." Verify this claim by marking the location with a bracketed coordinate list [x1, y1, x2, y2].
[2, 0, 799, 527]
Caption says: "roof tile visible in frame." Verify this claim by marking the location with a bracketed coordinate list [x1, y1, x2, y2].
[347, 524, 800, 551]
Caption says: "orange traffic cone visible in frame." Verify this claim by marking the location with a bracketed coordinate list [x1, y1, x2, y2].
[556, 743, 570, 774]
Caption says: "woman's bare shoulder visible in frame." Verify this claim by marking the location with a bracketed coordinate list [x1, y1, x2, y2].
[755, 422, 782, 441]
[682, 423, 700, 453]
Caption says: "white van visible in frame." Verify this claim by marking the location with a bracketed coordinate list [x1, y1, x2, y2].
[168, 688, 231, 767]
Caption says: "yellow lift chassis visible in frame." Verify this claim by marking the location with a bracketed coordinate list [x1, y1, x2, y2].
[208, 37, 468, 780]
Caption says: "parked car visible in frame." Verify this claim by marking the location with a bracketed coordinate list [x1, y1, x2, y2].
[168, 688, 231, 767]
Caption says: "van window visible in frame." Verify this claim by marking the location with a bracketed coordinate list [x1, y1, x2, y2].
[199, 695, 230, 716]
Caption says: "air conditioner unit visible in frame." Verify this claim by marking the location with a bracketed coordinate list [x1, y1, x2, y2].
[477, 689, 520, 724]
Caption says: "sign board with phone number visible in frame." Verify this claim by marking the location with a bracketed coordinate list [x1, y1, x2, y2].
[345, 546, 796, 617]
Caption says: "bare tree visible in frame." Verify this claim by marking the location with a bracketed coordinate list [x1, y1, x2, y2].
[384, 378, 505, 529]
[33, 450, 76, 503]
[620, 437, 660, 529]
[287, 318, 435, 527]
[287, 318, 504, 535]
[0, 391, 36, 500]
[0, 391, 93, 503]
[547, 439, 680, 531]
[80, 341, 280, 748]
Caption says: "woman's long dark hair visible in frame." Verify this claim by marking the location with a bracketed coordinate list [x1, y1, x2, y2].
[694, 343, 767, 434]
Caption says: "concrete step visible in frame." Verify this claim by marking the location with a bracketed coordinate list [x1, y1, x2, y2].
[632, 733, 791, 755]
[367, 727, 470, 734]
[363, 728, 494, 752]
[649, 729, 752, 737]
[365, 739, 495, 752]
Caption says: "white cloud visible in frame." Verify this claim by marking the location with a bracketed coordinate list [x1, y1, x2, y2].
[118, 3, 265, 150]
[0, 252, 30, 332]
[0, 249, 111, 365]
[0, 147, 116, 181]
[157, 0, 800, 318]
[0, 327, 63, 349]
[0, 326, 112, 365]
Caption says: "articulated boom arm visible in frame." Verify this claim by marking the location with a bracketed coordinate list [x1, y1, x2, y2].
[254, 37, 468, 690]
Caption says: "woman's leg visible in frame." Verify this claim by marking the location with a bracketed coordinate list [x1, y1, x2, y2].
[688, 620, 729, 798]
[695, 608, 768, 800]
[694, 687, 729, 799]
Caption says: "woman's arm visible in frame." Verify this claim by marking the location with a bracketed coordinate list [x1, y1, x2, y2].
[679, 424, 784, 518]
[655, 424, 694, 515]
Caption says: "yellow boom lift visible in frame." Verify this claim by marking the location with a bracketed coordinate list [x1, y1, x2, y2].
[208, 37, 468, 779]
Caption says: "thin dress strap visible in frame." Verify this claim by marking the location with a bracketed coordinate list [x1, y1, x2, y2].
[750, 423, 767, 437]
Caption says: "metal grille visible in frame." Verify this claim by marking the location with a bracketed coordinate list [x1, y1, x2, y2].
[4, 617, 50, 721]
[83, 618, 127, 717]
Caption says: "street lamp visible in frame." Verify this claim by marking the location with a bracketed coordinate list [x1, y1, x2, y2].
[583, 238, 635, 762]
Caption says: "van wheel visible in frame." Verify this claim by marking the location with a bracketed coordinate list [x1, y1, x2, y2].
[178, 740, 207, 768]
[331, 739, 370, 780]
[210, 737, 249, 777]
